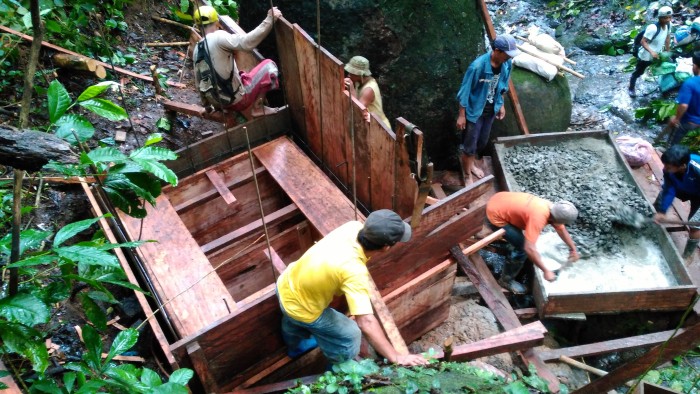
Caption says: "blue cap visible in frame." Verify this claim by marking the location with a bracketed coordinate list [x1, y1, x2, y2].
[494, 35, 521, 58]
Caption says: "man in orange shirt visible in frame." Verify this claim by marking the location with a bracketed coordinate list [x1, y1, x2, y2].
[485, 192, 580, 285]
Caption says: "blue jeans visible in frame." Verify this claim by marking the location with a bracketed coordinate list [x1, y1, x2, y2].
[460, 113, 496, 156]
[486, 218, 527, 278]
[279, 303, 361, 364]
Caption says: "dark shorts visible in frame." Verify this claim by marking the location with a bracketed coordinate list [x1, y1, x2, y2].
[459, 112, 496, 156]
[229, 59, 279, 111]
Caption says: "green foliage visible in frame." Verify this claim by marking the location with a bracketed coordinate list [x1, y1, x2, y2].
[635, 99, 677, 123]
[171, 0, 238, 23]
[42, 80, 178, 218]
[287, 359, 560, 393]
[639, 353, 700, 393]
[681, 129, 700, 153]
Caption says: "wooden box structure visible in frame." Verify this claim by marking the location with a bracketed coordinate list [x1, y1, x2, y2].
[492, 131, 697, 317]
[84, 16, 494, 393]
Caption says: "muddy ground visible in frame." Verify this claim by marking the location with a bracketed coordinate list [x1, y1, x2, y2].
[0, 0, 693, 391]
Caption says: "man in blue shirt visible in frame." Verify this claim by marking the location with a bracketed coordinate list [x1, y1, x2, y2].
[456, 35, 519, 184]
[668, 53, 700, 145]
[654, 145, 700, 257]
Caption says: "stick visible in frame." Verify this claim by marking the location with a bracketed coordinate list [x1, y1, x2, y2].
[150, 15, 196, 32]
[515, 35, 577, 65]
[461, 229, 506, 256]
[0, 25, 186, 88]
[516, 44, 585, 79]
[559, 356, 633, 387]
[145, 41, 190, 47]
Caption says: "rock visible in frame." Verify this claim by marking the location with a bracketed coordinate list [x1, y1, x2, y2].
[490, 68, 572, 138]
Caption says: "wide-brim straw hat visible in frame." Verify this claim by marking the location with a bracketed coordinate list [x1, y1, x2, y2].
[345, 56, 371, 76]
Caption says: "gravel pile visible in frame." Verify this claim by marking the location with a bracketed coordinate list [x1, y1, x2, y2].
[502, 138, 653, 256]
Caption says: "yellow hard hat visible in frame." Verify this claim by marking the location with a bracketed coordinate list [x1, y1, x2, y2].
[194, 5, 219, 26]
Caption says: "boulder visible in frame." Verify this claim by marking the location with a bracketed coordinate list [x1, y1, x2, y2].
[490, 68, 572, 138]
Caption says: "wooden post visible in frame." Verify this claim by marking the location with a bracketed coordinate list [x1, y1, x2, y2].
[476, 0, 530, 135]
[53, 53, 107, 79]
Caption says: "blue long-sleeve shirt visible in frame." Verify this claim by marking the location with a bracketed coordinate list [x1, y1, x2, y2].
[456, 51, 512, 123]
[659, 154, 700, 213]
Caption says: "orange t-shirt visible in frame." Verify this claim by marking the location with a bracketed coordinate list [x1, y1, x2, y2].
[486, 192, 563, 243]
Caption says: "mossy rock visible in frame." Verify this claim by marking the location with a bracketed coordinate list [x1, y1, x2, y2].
[490, 68, 572, 138]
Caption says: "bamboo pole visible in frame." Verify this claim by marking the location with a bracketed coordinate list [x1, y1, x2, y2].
[559, 355, 633, 387]
[145, 41, 190, 47]
[515, 35, 577, 65]
[516, 44, 585, 79]
[461, 228, 506, 256]
[150, 15, 196, 32]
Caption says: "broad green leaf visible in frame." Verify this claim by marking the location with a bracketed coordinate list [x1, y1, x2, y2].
[35, 280, 71, 305]
[63, 372, 77, 393]
[81, 325, 103, 371]
[54, 217, 102, 247]
[0, 383, 7, 390]
[152, 382, 189, 394]
[87, 147, 127, 164]
[108, 161, 149, 174]
[102, 364, 143, 388]
[104, 173, 159, 205]
[0, 371, 8, 378]
[102, 279, 147, 293]
[47, 80, 72, 123]
[88, 290, 117, 304]
[130, 146, 177, 161]
[106, 329, 139, 363]
[503, 380, 530, 394]
[54, 114, 95, 144]
[63, 362, 92, 375]
[155, 118, 171, 132]
[25, 341, 50, 374]
[0, 321, 49, 373]
[78, 81, 118, 102]
[102, 185, 146, 218]
[79, 98, 127, 121]
[132, 158, 178, 186]
[140, 367, 162, 387]
[0, 229, 51, 257]
[75, 380, 106, 394]
[144, 133, 164, 147]
[55, 245, 119, 268]
[0, 293, 50, 325]
[96, 241, 145, 250]
[168, 368, 194, 386]
[6, 253, 56, 268]
[78, 292, 107, 331]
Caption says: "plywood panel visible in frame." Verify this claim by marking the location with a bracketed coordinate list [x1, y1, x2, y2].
[253, 137, 357, 235]
[542, 287, 697, 316]
[351, 96, 372, 207]
[274, 18, 306, 138]
[118, 195, 235, 338]
[394, 119, 419, 218]
[369, 119, 396, 211]
[293, 25, 321, 155]
[319, 48, 350, 185]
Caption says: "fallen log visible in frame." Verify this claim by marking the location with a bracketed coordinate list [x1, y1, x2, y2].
[0, 125, 78, 172]
[53, 53, 106, 79]
[0, 24, 186, 88]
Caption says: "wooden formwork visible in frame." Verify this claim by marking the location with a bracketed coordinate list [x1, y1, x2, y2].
[492, 130, 697, 317]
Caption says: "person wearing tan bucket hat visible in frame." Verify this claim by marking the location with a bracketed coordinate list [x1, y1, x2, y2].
[344, 56, 392, 129]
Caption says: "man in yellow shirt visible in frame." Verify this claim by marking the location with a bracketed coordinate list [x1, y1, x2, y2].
[277, 210, 427, 366]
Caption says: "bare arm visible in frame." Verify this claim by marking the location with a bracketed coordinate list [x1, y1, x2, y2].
[358, 86, 375, 108]
[669, 103, 689, 127]
[553, 225, 579, 262]
[523, 240, 557, 281]
[355, 314, 427, 366]
[457, 106, 467, 130]
[640, 36, 658, 59]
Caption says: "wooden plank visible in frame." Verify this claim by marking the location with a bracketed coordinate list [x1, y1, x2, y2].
[118, 195, 236, 338]
[369, 109, 396, 211]
[201, 203, 299, 254]
[369, 276, 409, 355]
[0, 357, 22, 393]
[514, 308, 538, 319]
[462, 228, 505, 256]
[539, 329, 685, 362]
[162, 99, 234, 126]
[206, 170, 239, 206]
[253, 137, 357, 235]
[431, 321, 546, 361]
[230, 374, 321, 394]
[187, 341, 221, 393]
[319, 47, 350, 185]
[171, 167, 265, 213]
[263, 247, 287, 275]
[394, 119, 418, 218]
[431, 183, 447, 199]
[351, 95, 372, 207]
[572, 322, 700, 394]
[0, 25, 186, 88]
[82, 183, 177, 367]
[293, 24, 321, 155]
[275, 18, 307, 140]
[453, 249, 560, 393]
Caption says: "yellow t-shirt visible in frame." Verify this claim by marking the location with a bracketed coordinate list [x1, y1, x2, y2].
[276, 221, 374, 323]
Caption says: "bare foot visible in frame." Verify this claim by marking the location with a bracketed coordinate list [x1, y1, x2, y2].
[250, 106, 282, 118]
[465, 173, 474, 186]
[470, 165, 484, 179]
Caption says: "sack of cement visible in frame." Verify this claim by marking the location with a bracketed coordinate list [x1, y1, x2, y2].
[527, 26, 565, 56]
[513, 52, 558, 81]
[521, 43, 564, 66]
[615, 136, 654, 167]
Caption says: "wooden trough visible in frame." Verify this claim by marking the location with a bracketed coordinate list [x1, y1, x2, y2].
[83, 15, 496, 392]
[492, 130, 697, 317]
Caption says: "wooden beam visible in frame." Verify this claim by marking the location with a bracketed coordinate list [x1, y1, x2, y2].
[201, 203, 299, 254]
[429, 321, 547, 362]
[410, 163, 433, 228]
[187, 341, 221, 393]
[369, 276, 409, 355]
[461, 228, 505, 256]
[475, 0, 529, 135]
[230, 375, 321, 394]
[162, 99, 237, 127]
[173, 167, 266, 213]
[430, 183, 447, 199]
[0, 25, 186, 88]
[572, 322, 700, 394]
[452, 247, 560, 392]
[514, 308, 538, 319]
[539, 329, 685, 362]
[263, 247, 287, 275]
[206, 169, 239, 207]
